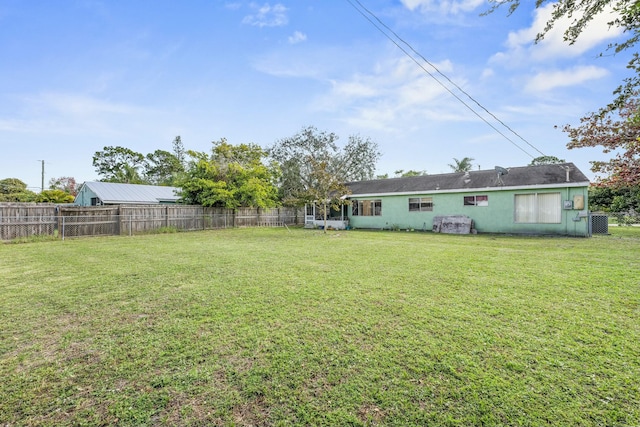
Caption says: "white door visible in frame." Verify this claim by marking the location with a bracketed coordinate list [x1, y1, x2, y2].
[305, 204, 316, 225]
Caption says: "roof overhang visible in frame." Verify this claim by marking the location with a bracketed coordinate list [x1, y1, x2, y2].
[102, 200, 162, 204]
[344, 181, 590, 198]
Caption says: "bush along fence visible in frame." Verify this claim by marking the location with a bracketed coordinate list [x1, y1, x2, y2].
[606, 210, 640, 226]
[0, 204, 303, 241]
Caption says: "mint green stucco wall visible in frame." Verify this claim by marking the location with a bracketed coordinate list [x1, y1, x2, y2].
[74, 185, 98, 206]
[348, 186, 590, 237]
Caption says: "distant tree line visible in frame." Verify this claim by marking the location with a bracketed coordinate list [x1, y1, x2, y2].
[2, 124, 638, 214]
[0, 177, 76, 203]
[88, 128, 381, 215]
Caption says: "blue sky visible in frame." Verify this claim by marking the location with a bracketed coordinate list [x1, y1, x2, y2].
[0, 0, 632, 191]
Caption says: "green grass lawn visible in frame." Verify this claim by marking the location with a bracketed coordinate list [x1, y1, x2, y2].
[1, 228, 639, 426]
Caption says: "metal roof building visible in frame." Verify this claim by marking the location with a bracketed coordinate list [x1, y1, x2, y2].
[74, 182, 181, 206]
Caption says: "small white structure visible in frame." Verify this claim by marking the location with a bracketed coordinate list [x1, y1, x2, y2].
[304, 203, 349, 230]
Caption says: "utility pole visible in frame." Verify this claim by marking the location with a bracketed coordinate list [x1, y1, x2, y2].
[38, 160, 45, 192]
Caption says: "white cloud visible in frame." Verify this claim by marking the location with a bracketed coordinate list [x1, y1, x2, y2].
[253, 52, 324, 78]
[225, 2, 242, 10]
[400, 0, 485, 15]
[3, 92, 156, 136]
[315, 56, 471, 131]
[480, 68, 494, 79]
[252, 45, 354, 79]
[32, 92, 145, 116]
[400, 0, 426, 11]
[242, 3, 288, 28]
[329, 80, 379, 99]
[524, 65, 609, 93]
[288, 31, 307, 44]
[495, 3, 623, 63]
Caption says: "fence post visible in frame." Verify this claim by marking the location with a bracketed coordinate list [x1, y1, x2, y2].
[56, 208, 62, 239]
[115, 206, 121, 235]
[130, 213, 132, 236]
[61, 216, 65, 241]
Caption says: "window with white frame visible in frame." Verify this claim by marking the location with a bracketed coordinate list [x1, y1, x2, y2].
[464, 195, 488, 206]
[514, 192, 561, 223]
[352, 199, 382, 216]
[409, 197, 433, 212]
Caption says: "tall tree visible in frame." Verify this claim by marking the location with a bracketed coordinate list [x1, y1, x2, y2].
[269, 126, 380, 204]
[564, 96, 640, 186]
[529, 156, 565, 166]
[93, 146, 148, 183]
[48, 176, 78, 195]
[588, 184, 640, 212]
[394, 169, 427, 177]
[178, 139, 279, 208]
[308, 157, 352, 232]
[171, 136, 187, 168]
[0, 178, 28, 194]
[448, 157, 475, 172]
[0, 178, 36, 202]
[112, 164, 146, 184]
[145, 149, 184, 185]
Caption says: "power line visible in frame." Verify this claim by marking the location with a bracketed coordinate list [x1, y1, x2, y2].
[345, 0, 547, 159]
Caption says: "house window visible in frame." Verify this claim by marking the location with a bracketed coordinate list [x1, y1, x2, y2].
[464, 195, 488, 206]
[514, 193, 561, 223]
[90, 197, 100, 206]
[409, 197, 433, 212]
[352, 199, 382, 216]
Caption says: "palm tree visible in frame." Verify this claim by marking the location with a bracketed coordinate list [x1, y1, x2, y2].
[529, 156, 565, 166]
[112, 164, 146, 184]
[448, 157, 474, 173]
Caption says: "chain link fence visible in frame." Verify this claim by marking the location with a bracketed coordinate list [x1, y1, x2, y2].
[591, 211, 640, 235]
[605, 211, 640, 226]
[0, 214, 58, 241]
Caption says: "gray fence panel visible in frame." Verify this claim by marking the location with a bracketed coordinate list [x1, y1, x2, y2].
[1, 204, 303, 241]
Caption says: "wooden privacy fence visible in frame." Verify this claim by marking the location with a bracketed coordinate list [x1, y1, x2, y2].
[0, 204, 303, 240]
[0, 203, 58, 241]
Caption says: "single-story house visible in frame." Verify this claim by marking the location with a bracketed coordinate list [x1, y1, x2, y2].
[74, 182, 181, 206]
[308, 163, 591, 236]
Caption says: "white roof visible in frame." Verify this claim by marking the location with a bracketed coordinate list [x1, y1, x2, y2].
[79, 182, 181, 204]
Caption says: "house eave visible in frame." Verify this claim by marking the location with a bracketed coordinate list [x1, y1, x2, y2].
[102, 200, 163, 205]
[345, 181, 590, 199]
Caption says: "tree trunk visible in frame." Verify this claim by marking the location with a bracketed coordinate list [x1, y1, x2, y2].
[323, 202, 327, 233]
